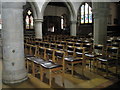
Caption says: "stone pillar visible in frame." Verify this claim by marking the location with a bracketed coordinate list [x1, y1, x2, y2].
[70, 20, 77, 36]
[0, 1, 2, 89]
[92, 2, 110, 45]
[35, 19, 43, 39]
[2, 2, 28, 84]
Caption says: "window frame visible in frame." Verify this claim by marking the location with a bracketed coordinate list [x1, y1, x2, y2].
[80, 3, 93, 25]
[25, 9, 34, 30]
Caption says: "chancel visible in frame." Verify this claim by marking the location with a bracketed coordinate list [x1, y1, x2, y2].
[0, 0, 120, 89]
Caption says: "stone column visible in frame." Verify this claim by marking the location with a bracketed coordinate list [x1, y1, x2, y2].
[2, 2, 28, 84]
[92, 2, 110, 45]
[35, 19, 43, 39]
[0, 1, 2, 89]
[0, 0, 2, 59]
[70, 20, 77, 36]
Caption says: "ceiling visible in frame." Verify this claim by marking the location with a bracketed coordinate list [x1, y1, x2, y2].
[48, 2, 66, 7]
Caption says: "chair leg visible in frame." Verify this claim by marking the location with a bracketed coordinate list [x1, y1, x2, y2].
[96, 60, 99, 73]
[90, 59, 92, 71]
[26, 60, 29, 73]
[71, 63, 74, 76]
[49, 70, 52, 87]
[40, 66, 43, 81]
[101, 62, 103, 70]
[63, 62, 66, 73]
[82, 60, 86, 75]
[116, 60, 118, 75]
[106, 62, 109, 77]
[32, 62, 35, 76]
[93, 59, 96, 72]
[62, 71, 64, 87]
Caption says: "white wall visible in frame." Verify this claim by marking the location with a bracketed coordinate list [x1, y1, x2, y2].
[44, 5, 69, 16]
[36, 0, 78, 21]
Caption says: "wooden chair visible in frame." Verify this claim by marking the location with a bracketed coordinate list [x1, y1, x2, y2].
[115, 37, 120, 44]
[44, 42, 50, 48]
[40, 49, 65, 87]
[31, 46, 46, 78]
[24, 43, 31, 56]
[50, 41, 56, 43]
[71, 39, 76, 43]
[64, 47, 85, 76]
[107, 37, 115, 46]
[66, 39, 71, 42]
[56, 40, 61, 44]
[35, 38, 42, 42]
[45, 48, 54, 62]
[60, 41, 67, 49]
[74, 43, 82, 47]
[74, 47, 86, 74]
[67, 42, 75, 46]
[35, 41, 41, 46]
[50, 43, 56, 49]
[82, 43, 92, 54]
[56, 44, 65, 51]
[111, 42, 120, 47]
[26, 45, 38, 76]
[65, 46, 75, 57]
[82, 39, 90, 44]
[97, 46, 119, 76]
[60, 41, 67, 46]
[85, 44, 104, 71]
[37, 46, 46, 59]
[39, 42, 45, 47]
[76, 39, 83, 43]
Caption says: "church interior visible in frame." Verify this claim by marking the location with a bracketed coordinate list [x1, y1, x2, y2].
[0, 0, 120, 89]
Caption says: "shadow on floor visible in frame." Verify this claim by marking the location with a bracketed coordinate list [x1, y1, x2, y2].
[103, 81, 120, 89]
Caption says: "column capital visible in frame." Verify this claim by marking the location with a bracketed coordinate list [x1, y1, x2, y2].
[34, 19, 43, 23]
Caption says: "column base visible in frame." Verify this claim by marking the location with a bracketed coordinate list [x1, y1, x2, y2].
[3, 76, 28, 84]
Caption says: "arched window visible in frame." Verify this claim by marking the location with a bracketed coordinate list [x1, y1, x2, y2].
[80, 3, 92, 24]
[25, 10, 34, 29]
[61, 14, 67, 30]
[61, 16, 64, 29]
[0, 14, 2, 29]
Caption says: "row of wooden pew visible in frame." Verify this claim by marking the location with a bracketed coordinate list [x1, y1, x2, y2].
[25, 42, 120, 86]
[25, 44, 86, 87]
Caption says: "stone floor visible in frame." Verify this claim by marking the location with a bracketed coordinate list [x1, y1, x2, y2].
[2, 63, 120, 89]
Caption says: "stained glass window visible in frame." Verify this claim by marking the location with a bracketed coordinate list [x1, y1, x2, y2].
[81, 5, 84, 24]
[26, 15, 29, 29]
[25, 10, 34, 29]
[89, 6, 92, 23]
[80, 3, 92, 24]
[30, 16, 34, 29]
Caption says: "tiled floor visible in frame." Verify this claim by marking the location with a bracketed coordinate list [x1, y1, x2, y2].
[2, 63, 120, 89]
[3, 74, 51, 89]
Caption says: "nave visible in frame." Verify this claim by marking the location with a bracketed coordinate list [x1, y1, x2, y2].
[14, 34, 119, 88]
[1, 1, 120, 89]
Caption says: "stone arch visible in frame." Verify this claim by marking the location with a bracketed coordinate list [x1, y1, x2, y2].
[27, 2, 41, 19]
[41, 0, 76, 21]
[77, 0, 92, 18]
[23, 1, 41, 38]
[77, 1, 93, 36]
[77, 1, 92, 19]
